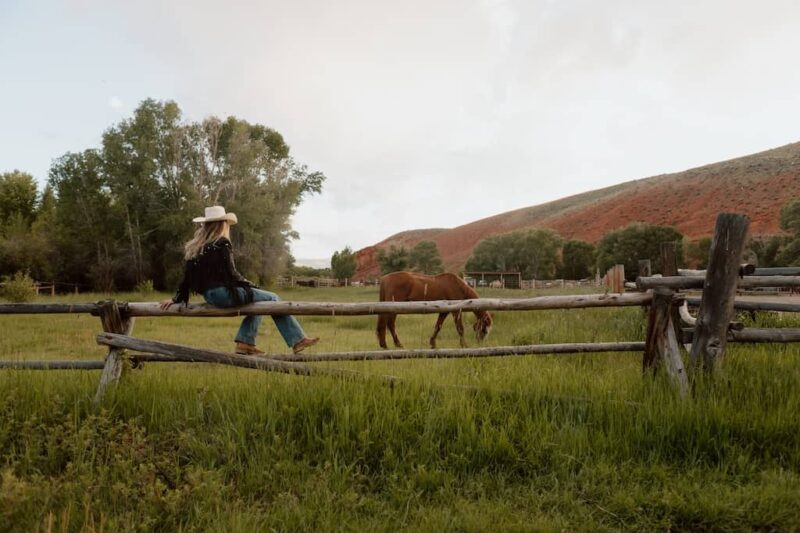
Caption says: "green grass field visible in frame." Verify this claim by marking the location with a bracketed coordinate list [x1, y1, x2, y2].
[1, 287, 800, 531]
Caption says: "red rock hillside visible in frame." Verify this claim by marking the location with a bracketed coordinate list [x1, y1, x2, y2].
[356, 141, 800, 280]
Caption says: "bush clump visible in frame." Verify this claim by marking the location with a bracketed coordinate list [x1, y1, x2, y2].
[134, 279, 155, 296]
[0, 271, 37, 302]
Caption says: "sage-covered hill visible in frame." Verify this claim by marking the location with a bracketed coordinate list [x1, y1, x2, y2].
[356, 141, 800, 278]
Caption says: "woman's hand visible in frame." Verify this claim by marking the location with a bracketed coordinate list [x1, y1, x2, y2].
[159, 299, 174, 310]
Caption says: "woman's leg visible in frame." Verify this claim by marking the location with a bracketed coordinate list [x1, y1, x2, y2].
[250, 289, 307, 347]
[204, 287, 262, 346]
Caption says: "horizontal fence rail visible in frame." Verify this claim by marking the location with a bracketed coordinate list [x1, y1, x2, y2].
[637, 275, 800, 291]
[678, 267, 800, 277]
[0, 360, 107, 370]
[96, 334, 647, 364]
[0, 293, 655, 317]
[0, 303, 98, 314]
[0, 354, 205, 370]
[682, 327, 800, 344]
[267, 341, 647, 362]
[685, 297, 800, 313]
[95, 333, 367, 379]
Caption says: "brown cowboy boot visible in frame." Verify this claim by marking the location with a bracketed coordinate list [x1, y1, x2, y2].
[292, 337, 320, 354]
[235, 342, 265, 356]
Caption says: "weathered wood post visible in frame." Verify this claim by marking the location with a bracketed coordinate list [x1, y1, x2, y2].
[643, 288, 688, 395]
[689, 213, 750, 373]
[638, 259, 652, 278]
[604, 265, 625, 293]
[660, 242, 684, 339]
[94, 300, 135, 404]
[638, 259, 653, 314]
[660, 242, 677, 277]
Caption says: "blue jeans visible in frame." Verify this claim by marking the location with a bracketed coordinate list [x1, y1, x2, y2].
[203, 286, 306, 347]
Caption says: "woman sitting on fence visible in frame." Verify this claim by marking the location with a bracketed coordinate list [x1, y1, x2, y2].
[159, 206, 320, 356]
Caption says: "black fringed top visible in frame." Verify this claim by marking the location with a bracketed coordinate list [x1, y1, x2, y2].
[172, 237, 256, 306]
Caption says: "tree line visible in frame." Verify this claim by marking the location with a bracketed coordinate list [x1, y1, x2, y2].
[4, 102, 799, 292]
[0, 99, 324, 292]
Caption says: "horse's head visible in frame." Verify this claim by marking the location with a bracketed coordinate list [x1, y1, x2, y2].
[473, 311, 493, 341]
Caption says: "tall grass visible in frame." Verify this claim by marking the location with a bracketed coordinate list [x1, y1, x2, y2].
[1, 288, 799, 531]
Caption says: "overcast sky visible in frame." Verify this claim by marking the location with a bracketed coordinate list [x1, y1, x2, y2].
[2, 0, 799, 261]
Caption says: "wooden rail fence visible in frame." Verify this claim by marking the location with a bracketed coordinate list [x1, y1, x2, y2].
[2, 213, 800, 402]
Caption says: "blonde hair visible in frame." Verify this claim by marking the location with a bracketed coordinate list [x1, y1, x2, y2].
[184, 221, 230, 260]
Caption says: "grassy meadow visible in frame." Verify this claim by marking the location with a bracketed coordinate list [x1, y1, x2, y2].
[1, 286, 800, 531]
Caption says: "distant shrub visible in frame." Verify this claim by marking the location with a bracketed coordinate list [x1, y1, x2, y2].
[0, 271, 37, 302]
[134, 279, 155, 295]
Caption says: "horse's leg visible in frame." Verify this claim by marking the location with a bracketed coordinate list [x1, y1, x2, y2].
[429, 312, 448, 349]
[376, 314, 389, 349]
[388, 314, 403, 348]
[452, 311, 467, 347]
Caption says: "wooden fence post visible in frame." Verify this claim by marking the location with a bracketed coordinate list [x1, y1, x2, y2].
[643, 288, 688, 395]
[638, 259, 652, 278]
[660, 242, 684, 339]
[660, 242, 677, 276]
[638, 259, 652, 314]
[689, 213, 750, 373]
[605, 265, 625, 293]
[94, 300, 135, 404]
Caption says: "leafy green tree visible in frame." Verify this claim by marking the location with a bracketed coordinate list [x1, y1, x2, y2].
[0, 216, 56, 282]
[43, 98, 324, 290]
[0, 170, 38, 227]
[48, 150, 122, 291]
[331, 246, 357, 280]
[777, 240, 800, 266]
[746, 236, 783, 268]
[377, 245, 409, 274]
[558, 240, 595, 280]
[780, 198, 800, 235]
[772, 198, 800, 265]
[409, 241, 444, 274]
[288, 265, 333, 278]
[101, 99, 185, 287]
[596, 223, 684, 279]
[36, 185, 56, 222]
[0, 214, 37, 278]
[0, 172, 57, 280]
[684, 237, 712, 269]
[178, 114, 324, 287]
[466, 229, 562, 279]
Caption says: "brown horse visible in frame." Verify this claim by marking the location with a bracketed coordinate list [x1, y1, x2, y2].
[376, 271, 493, 349]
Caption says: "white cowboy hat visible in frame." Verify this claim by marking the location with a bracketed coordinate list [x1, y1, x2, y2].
[192, 205, 238, 225]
